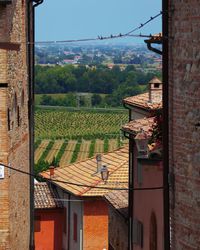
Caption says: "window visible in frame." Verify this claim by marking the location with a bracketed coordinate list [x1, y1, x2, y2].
[150, 212, 157, 250]
[154, 83, 160, 88]
[73, 213, 77, 242]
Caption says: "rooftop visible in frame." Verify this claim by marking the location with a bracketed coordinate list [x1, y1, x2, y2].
[34, 182, 63, 209]
[40, 147, 128, 197]
[123, 76, 163, 110]
[122, 117, 154, 136]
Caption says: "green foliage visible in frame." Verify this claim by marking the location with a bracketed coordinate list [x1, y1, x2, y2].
[39, 140, 54, 162]
[89, 139, 95, 158]
[104, 138, 109, 153]
[70, 140, 81, 163]
[34, 160, 49, 178]
[55, 141, 68, 164]
[35, 64, 161, 108]
[34, 139, 41, 151]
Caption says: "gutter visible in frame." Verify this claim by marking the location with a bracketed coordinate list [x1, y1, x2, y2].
[27, 1, 43, 249]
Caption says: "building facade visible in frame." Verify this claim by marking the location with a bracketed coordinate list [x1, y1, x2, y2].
[167, 1, 200, 249]
[0, 0, 34, 249]
[122, 77, 163, 250]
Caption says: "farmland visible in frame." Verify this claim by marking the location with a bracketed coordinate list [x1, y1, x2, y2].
[34, 107, 128, 169]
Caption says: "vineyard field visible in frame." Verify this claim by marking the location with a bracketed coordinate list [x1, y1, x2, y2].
[34, 138, 128, 167]
[35, 108, 128, 140]
[34, 108, 128, 168]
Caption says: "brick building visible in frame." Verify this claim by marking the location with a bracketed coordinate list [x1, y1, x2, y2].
[166, 1, 200, 249]
[0, 0, 36, 249]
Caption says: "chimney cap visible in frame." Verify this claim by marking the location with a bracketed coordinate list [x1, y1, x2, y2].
[148, 76, 162, 85]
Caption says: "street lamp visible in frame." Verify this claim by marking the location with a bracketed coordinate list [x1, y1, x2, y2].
[100, 165, 109, 183]
[96, 154, 102, 173]
[134, 129, 149, 158]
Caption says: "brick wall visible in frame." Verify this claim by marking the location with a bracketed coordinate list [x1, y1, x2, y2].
[0, 0, 30, 249]
[169, 1, 200, 249]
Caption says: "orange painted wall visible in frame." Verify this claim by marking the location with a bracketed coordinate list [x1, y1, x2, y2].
[35, 209, 64, 250]
[83, 199, 108, 250]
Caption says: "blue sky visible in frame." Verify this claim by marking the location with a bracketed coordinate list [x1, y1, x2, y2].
[35, 0, 161, 44]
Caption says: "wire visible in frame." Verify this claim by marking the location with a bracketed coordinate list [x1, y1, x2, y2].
[1, 162, 164, 191]
[3, 12, 161, 46]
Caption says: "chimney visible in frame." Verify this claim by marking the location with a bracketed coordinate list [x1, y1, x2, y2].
[49, 166, 55, 179]
[148, 77, 162, 103]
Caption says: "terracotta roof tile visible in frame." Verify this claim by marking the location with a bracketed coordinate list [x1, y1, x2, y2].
[123, 92, 162, 110]
[105, 190, 128, 219]
[40, 147, 128, 197]
[122, 117, 154, 136]
[34, 182, 63, 209]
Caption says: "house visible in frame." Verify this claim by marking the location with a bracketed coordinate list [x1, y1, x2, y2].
[0, 0, 35, 248]
[121, 77, 163, 250]
[40, 147, 128, 250]
[34, 182, 64, 250]
[122, 118, 163, 250]
[123, 76, 162, 120]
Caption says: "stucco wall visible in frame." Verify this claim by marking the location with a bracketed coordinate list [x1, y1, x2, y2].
[83, 199, 108, 250]
[133, 156, 163, 250]
[35, 209, 64, 250]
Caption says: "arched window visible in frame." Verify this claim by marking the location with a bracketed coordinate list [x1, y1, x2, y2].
[150, 212, 157, 250]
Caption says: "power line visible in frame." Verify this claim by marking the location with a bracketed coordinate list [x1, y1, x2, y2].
[1, 162, 164, 191]
[25, 11, 161, 45]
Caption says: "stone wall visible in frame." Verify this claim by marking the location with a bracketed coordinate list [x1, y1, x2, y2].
[0, 0, 30, 249]
[169, 1, 200, 249]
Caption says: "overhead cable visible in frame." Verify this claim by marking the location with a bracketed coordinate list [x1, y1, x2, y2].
[1, 162, 164, 191]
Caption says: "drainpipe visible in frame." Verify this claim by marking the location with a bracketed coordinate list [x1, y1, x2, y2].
[122, 103, 134, 250]
[162, 0, 170, 250]
[27, 1, 43, 249]
[68, 194, 71, 250]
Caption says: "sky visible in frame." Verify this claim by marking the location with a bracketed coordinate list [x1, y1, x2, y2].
[35, 0, 162, 44]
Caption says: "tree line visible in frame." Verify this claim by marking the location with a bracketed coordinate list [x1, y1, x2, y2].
[35, 64, 161, 107]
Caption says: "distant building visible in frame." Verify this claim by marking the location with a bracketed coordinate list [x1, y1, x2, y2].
[40, 147, 128, 250]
